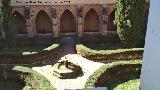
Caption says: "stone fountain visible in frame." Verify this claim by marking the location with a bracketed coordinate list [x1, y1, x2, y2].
[53, 56, 83, 79]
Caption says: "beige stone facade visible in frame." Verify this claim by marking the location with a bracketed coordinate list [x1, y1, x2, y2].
[10, 0, 149, 37]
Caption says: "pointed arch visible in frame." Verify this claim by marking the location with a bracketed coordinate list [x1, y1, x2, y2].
[60, 9, 76, 33]
[35, 10, 53, 34]
[84, 9, 100, 32]
[108, 9, 117, 31]
[13, 11, 27, 34]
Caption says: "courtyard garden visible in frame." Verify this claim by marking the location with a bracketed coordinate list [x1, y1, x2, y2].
[0, 0, 147, 90]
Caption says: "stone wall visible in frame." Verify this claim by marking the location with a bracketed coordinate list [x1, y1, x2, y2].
[12, 4, 118, 37]
[11, 1, 149, 37]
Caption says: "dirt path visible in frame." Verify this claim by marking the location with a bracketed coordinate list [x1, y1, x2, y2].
[60, 37, 77, 54]
[32, 37, 104, 90]
[33, 54, 104, 90]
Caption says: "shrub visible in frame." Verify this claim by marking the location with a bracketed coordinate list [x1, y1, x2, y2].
[12, 66, 56, 90]
[85, 60, 141, 88]
[2, 0, 17, 48]
[76, 44, 144, 62]
[115, 0, 145, 47]
[0, 43, 61, 65]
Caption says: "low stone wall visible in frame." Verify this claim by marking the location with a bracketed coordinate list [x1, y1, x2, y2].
[0, 44, 62, 65]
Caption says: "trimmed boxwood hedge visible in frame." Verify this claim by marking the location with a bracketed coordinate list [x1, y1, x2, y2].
[13, 66, 56, 90]
[85, 60, 141, 88]
[0, 43, 62, 65]
[76, 44, 144, 62]
[0, 65, 56, 90]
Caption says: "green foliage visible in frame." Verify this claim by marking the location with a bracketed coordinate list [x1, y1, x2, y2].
[85, 60, 141, 88]
[76, 44, 144, 61]
[1, 0, 17, 48]
[112, 79, 140, 90]
[13, 66, 56, 90]
[115, 0, 145, 47]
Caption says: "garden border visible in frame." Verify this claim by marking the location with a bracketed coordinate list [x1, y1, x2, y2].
[85, 60, 141, 88]
[76, 44, 144, 62]
[0, 44, 62, 65]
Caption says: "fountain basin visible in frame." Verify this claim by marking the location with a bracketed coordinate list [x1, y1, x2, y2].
[53, 61, 83, 79]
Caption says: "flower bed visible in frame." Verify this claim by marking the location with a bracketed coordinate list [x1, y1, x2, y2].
[76, 44, 144, 62]
[85, 60, 141, 88]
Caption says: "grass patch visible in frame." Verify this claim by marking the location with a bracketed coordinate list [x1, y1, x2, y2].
[107, 74, 140, 90]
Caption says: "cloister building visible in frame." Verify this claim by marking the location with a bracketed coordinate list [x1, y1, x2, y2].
[8, 0, 150, 38]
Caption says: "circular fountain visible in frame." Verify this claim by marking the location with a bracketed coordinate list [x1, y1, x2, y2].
[53, 56, 83, 79]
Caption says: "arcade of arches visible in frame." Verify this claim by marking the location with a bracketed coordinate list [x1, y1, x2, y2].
[11, 7, 118, 37]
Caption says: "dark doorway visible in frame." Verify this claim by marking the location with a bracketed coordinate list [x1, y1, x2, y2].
[84, 9, 100, 32]
[60, 10, 76, 33]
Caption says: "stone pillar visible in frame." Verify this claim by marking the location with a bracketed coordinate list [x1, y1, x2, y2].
[51, 7, 58, 37]
[77, 17, 83, 37]
[25, 6, 34, 37]
[140, 0, 160, 90]
[32, 19, 37, 36]
[102, 15, 108, 36]
[77, 5, 83, 37]
[52, 18, 58, 37]
[101, 5, 108, 36]
[26, 19, 34, 37]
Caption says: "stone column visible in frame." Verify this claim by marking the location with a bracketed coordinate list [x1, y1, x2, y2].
[51, 7, 58, 37]
[101, 5, 108, 36]
[77, 17, 83, 37]
[52, 18, 58, 37]
[102, 15, 108, 36]
[32, 19, 37, 36]
[25, 6, 35, 37]
[77, 5, 83, 37]
[140, 0, 160, 90]
[26, 19, 34, 37]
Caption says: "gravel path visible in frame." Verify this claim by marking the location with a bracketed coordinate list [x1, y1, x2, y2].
[33, 54, 104, 90]
[32, 37, 104, 90]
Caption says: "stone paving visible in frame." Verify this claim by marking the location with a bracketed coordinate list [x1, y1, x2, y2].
[33, 54, 104, 90]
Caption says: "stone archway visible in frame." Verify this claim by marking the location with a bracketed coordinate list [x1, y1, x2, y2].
[108, 9, 117, 31]
[35, 10, 53, 34]
[60, 9, 76, 33]
[84, 9, 100, 32]
[13, 11, 27, 34]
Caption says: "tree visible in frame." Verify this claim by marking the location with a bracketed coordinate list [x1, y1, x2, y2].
[1, 0, 17, 48]
[115, 0, 145, 47]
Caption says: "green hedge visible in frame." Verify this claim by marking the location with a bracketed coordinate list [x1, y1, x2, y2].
[76, 44, 144, 62]
[78, 35, 120, 44]
[12, 66, 56, 90]
[85, 60, 141, 88]
[0, 43, 61, 64]
[0, 65, 56, 90]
